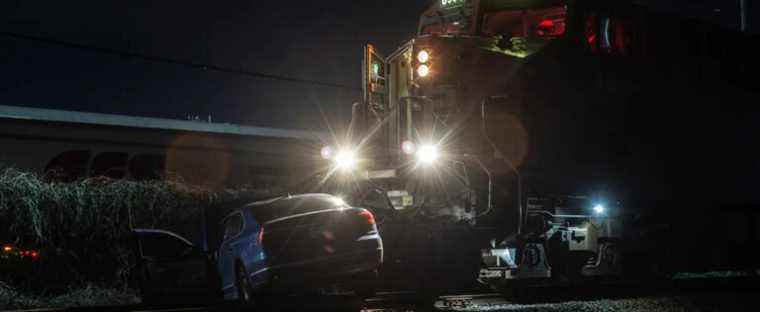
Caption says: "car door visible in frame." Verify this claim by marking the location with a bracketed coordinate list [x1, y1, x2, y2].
[217, 212, 244, 299]
[132, 229, 220, 304]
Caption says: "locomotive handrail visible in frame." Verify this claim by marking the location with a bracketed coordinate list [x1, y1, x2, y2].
[527, 210, 596, 219]
[461, 154, 493, 219]
[481, 96, 523, 234]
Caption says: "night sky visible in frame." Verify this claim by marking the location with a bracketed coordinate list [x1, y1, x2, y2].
[0, 0, 753, 132]
[0, 0, 429, 131]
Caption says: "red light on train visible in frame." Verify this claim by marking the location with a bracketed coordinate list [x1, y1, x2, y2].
[539, 19, 554, 29]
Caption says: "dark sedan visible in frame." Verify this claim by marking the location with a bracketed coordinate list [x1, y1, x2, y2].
[133, 193, 383, 304]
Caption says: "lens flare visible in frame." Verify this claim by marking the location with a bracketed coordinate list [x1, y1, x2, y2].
[402, 140, 416, 155]
[332, 196, 346, 206]
[320, 146, 333, 160]
[417, 64, 430, 77]
[334, 150, 357, 170]
[417, 144, 439, 165]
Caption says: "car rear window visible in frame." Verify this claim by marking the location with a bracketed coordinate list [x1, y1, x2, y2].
[247, 195, 344, 223]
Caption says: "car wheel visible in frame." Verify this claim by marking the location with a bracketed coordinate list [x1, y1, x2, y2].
[236, 264, 255, 304]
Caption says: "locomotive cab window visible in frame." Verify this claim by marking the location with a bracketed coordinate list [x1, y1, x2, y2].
[418, 0, 475, 36]
[420, 19, 470, 36]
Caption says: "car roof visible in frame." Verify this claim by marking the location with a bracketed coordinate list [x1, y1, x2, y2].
[246, 193, 335, 207]
[223, 193, 337, 219]
[133, 228, 194, 246]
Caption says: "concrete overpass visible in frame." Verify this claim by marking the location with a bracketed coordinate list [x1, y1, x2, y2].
[0, 105, 328, 188]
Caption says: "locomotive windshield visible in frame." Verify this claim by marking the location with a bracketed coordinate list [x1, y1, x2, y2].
[418, 3, 476, 36]
[418, 0, 568, 58]
[481, 5, 566, 38]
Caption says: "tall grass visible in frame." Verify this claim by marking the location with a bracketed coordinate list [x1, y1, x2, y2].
[1, 281, 141, 309]
[0, 167, 279, 293]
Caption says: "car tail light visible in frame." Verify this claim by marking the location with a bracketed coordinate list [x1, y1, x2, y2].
[358, 209, 376, 226]
[257, 227, 265, 245]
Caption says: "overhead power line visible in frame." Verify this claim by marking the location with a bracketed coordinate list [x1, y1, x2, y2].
[0, 31, 361, 91]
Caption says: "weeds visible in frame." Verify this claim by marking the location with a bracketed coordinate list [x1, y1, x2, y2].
[0, 167, 279, 294]
[0, 281, 140, 309]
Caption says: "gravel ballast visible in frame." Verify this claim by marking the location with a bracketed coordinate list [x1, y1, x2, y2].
[439, 292, 757, 312]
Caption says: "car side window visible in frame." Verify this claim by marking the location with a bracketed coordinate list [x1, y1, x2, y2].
[222, 213, 244, 242]
[139, 231, 193, 259]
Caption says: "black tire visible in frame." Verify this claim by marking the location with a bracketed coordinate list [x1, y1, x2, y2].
[236, 264, 255, 304]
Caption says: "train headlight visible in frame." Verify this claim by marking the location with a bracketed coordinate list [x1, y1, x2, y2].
[417, 64, 430, 77]
[320, 146, 333, 160]
[416, 144, 439, 165]
[417, 50, 430, 63]
[593, 204, 605, 215]
[334, 149, 357, 171]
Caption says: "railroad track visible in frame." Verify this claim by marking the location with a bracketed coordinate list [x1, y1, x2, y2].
[8, 276, 759, 312]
